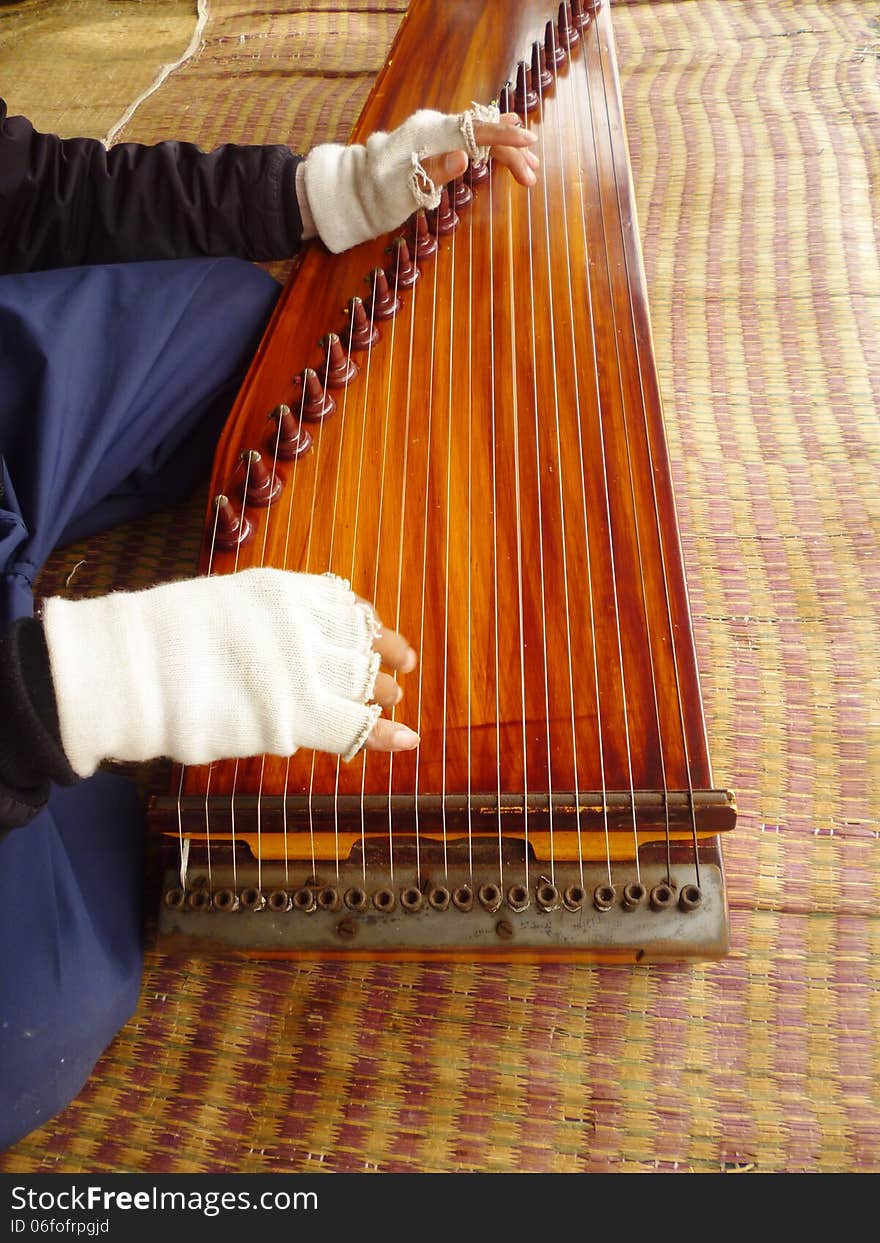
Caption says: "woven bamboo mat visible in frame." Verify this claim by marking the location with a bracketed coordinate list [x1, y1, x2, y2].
[2, 0, 879, 1172]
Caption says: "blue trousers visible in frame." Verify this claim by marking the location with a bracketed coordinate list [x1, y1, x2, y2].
[0, 258, 279, 1150]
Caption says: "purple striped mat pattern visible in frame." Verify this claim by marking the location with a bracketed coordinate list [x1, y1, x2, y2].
[2, 0, 878, 1172]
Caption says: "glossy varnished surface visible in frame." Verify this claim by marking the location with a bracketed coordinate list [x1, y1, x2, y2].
[170, 2, 734, 865]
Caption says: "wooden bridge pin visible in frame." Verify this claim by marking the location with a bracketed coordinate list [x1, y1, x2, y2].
[531, 39, 553, 93]
[386, 236, 420, 289]
[558, 1, 580, 49]
[571, 0, 591, 29]
[293, 367, 336, 420]
[211, 493, 253, 551]
[514, 60, 538, 113]
[452, 175, 473, 210]
[464, 156, 489, 188]
[430, 185, 459, 236]
[319, 332, 358, 388]
[268, 403, 312, 460]
[545, 16, 567, 67]
[241, 449, 283, 507]
[410, 209, 439, 260]
[344, 296, 381, 350]
[366, 266, 402, 320]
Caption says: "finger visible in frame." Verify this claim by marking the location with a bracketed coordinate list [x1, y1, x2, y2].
[373, 624, 417, 674]
[421, 150, 468, 186]
[364, 718, 420, 752]
[371, 671, 403, 710]
[490, 144, 539, 186]
[473, 119, 539, 150]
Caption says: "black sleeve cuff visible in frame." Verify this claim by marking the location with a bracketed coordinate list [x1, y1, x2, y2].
[0, 615, 78, 833]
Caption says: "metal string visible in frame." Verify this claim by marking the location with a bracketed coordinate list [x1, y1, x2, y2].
[581, 16, 671, 884]
[360, 243, 407, 885]
[440, 209, 458, 885]
[500, 152, 534, 895]
[573, 22, 642, 879]
[384, 219, 424, 886]
[528, 58, 582, 889]
[411, 233, 442, 887]
[558, 22, 613, 887]
[275, 374, 317, 886]
[322, 288, 373, 881]
[487, 162, 504, 892]
[594, 17, 700, 884]
[466, 183, 475, 887]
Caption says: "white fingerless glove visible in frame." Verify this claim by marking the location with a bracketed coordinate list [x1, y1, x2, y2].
[301, 102, 501, 253]
[42, 568, 382, 777]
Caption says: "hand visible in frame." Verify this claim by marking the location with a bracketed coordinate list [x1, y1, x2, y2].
[302, 105, 540, 254]
[42, 569, 420, 775]
[420, 112, 539, 189]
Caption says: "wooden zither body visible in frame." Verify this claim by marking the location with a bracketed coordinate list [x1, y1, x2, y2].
[150, 0, 736, 961]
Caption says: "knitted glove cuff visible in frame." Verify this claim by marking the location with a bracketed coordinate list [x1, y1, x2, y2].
[42, 569, 382, 777]
[302, 103, 501, 254]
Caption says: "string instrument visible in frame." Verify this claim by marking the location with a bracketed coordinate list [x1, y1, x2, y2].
[150, 0, 737, 961]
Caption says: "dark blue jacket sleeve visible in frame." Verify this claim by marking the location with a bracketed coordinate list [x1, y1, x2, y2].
[0, 98, 304, 273]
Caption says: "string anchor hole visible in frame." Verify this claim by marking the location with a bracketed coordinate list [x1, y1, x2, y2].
[563, 884, 586, 911]
[344, 887, 370, 913]
[452, 885, 474, 912]
[649, 883, 675, 912]
[293, 887, 316, 913]
[622, 882, 647, 912]
[593, 884, 616, 912]
[187, 889, 211, 912]
[478, 883, 503, 913]
[401, 887, 424, 913]
[240, 887, 265, 912]
[213, 888, 237, 913]
[507, 884, 530, 912]
[536, 881, 561, 912]
[267, 889, 291, 912]
[678, 884, 702, 913]
[373, 888, 396, 913]
[164, 888, 185, 910]
[428, 886, 451, 912]
[316, 886, 341, 912]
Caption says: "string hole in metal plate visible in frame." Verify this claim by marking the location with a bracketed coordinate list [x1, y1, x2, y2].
[373, 888, 396, 913]
[452, 885, 474, 912]
[507, 884, 530, 912]
[649, 883, 675, 912]
[593, 884, 616, 913]
[344, 887, 369, 913]
[678, 884, 702, 913]
[401, 887, 424, 913]
[622, 882, 647, 912]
